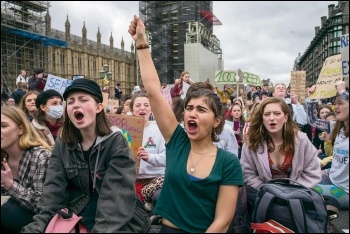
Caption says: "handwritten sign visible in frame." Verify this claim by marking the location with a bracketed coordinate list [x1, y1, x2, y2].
[180, 82, 191, 99]
[290, 71, 306, 103]
[107, 114, 144, 174]
[44, 75, 73, 96]
[161, 87, 172, 106]
[340, 34, 349, 78]
[310, 54, 343, 99]
[215, 70, 262, 86]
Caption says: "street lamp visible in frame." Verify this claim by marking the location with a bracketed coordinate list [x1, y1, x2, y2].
[100, 64, 112, 86]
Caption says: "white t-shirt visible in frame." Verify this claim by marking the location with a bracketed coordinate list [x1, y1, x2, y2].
[214, 123, 239, 157]
[330, 124, 349, 193]
[137, 122, 166, 179]
[16, 75, 28, 85]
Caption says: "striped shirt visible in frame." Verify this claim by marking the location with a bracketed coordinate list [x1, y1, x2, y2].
[1, 146, 51, 212]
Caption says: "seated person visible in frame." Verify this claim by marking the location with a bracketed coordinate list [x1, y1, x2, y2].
[1, 106, 52, 232]
[241, 97, 320, 216]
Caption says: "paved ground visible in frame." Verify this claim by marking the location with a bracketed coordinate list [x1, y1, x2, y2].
[332, 210, 349, 233]
[1, 195, 349, 233]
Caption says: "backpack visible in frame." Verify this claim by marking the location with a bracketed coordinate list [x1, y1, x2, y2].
[252, 179, 329, 233]
[45, 208, 88, 233]
[227, 185, 251, 233]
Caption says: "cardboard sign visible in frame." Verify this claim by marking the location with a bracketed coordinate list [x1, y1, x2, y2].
[180, 82, 191, 99]
[290, 71, 306, 103]
[340, 34, 349, 78]
[161, 87, 172, 106]
[44, 75, 73, 96]
[106, 114, 144, 174]
[215, 70, 262, 86]
[310, 54, 343, 99]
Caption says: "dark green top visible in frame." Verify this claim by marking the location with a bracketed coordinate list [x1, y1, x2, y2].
[154, 125, 243, 232]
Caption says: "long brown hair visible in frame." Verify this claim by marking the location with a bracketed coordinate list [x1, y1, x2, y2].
[331, 96, 349, 140]
[246, 97, 299, 154]
[18, 91, 39, 116]
[60, 95, 112, 143]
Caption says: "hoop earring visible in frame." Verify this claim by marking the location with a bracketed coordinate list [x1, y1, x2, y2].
[213, 128, 218, 141]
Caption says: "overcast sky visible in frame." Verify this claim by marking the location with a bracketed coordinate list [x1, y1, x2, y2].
[50, 1, 338, 85]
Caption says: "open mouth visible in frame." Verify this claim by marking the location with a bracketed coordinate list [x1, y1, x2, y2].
[74, 111, 84, 121]
[269, 123, 277, 127]
[187, 120, 198, 133]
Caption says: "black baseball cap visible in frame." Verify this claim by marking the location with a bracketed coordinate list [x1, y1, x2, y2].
[35, 89, 63, 108]
[63, 79, 103, 103]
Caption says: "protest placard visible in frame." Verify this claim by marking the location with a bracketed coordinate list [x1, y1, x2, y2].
[161, 86, 173, 106]
[180, 82, 191, 99]
[290, 71, 306, 103]
[106, 114, 144, 174]
[215, 70, 262, 86]
[310, 54, 343, 99]
[340, 34, 349, 79]
[44, 74, 73, 96]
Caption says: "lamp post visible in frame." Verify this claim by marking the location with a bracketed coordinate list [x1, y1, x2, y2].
[100, 64, 112, 87]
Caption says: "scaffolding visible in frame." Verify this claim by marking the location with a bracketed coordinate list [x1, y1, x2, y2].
[139, 1, 215, 84]
[1, 1, 66, 93]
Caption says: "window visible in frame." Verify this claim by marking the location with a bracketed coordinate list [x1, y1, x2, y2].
[60, 51, 65, 74]
[78, 57, 82, 75]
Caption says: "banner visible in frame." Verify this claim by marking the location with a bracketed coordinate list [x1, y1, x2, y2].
[340, 34, 349, 78]
[106, 114, 144, 174]
[161, 86, 172, 106]
[290, 71, 306, 103]
[44, 75, 73, 96]
[215, 70, 262, 86]
[310, 54, 343, 99]
[180, 82, 190, 99]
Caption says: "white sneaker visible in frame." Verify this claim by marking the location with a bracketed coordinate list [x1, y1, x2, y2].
[144, 202, 154, 211]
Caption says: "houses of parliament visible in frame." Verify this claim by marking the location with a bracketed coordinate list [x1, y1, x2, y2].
[1, 1, 137, 96]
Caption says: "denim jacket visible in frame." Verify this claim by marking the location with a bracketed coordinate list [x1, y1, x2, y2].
[22, 126, 137, 233]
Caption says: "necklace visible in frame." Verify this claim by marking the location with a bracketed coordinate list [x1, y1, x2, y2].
[189, 147, 215, 173]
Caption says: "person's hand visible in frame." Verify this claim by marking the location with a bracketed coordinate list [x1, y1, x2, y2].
[335, 80, 346, 95]
[1, 158, 14, 190]
[290, 92, 299, 104]
[128, 15, 148, 45]
[137, 147, 149, 161]
[308, 85, 316, 95]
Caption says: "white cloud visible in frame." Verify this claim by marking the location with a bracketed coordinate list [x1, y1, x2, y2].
[50, 1, 338, 85]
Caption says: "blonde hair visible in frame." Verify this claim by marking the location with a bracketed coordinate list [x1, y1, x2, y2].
[1, 106, 52, 154]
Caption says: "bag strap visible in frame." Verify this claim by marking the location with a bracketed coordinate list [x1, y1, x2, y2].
[57, 208, 73, 219]
[254, 191, 274, 222]
[288, 199, 306, 233]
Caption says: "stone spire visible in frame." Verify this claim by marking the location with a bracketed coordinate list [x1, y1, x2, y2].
[82, 22, 87, 47]
[130, 41, 134, 52]
[45, 9, 51, 36]
[121, 36, 125, 51]
[97, 26, 101, 50]
[110, 32, 114, 50]
[65, 15, 70, 42]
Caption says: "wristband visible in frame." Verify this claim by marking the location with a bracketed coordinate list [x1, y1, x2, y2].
[136, 43, 149, 50]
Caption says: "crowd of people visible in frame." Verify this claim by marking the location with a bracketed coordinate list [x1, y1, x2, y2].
[0, 15, 348, 233]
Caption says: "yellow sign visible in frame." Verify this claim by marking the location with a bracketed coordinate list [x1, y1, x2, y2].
[106, 114, 144, 174]
[310, 54, 343, 99]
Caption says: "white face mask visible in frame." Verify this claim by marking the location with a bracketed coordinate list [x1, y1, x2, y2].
[47, 105, 63, 119]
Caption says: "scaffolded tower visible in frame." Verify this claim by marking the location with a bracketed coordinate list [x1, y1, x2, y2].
[1, 1, 66, 93]
[139, 1, 221, 84]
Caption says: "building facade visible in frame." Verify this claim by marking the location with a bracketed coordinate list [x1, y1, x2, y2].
[295, 1, 349, 87]
[139, 1, 223, 84]
[1, 1, 137, 96]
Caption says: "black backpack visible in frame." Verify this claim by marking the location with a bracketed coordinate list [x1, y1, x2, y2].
[227, 185, 251, 233]
[252, 179, 329, 233]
